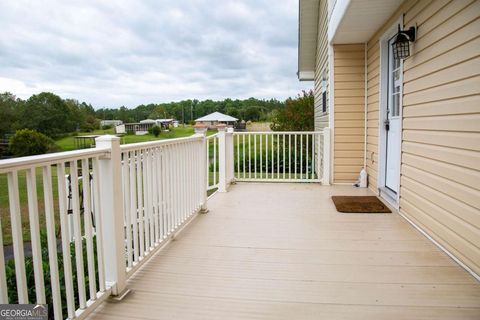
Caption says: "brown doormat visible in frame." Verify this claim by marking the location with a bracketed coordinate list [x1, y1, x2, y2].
[332, 196, 391, 213]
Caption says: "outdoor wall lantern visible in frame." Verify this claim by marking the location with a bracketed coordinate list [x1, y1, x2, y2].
[392, 25, 416, 60]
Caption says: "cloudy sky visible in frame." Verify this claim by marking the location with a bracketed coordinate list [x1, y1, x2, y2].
[0, 0, 312, 108]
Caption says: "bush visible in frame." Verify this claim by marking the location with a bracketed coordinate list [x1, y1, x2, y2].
[9, 129, 58, 157]
[270, 90, 314, 131]
[151, 125, 161, 137]
[101, 125, 112, 130]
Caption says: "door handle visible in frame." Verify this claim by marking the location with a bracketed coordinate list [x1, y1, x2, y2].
[384, 119, 390, 131]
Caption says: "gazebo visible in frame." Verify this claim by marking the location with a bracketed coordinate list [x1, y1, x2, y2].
[195, 112, 238, 129]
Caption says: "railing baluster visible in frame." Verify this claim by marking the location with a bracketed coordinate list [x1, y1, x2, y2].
[283, 134, 286, 179]
[271, 133, 274, 178]
[254, 134, 257, 179]
[129, 151, 139, 262]
[265, 134, 268, 178]
[294, 135, 297, 179]
[42, 165, 62, 318]
[91, 157, 106, 293]
[136, 150, 145, 256]
[161, 146, 167, 239]
[248, 134, 251, 179]
[300, 134, 303, 180]
[277, 134, 280, 179]
[122, 155, 133, 268]
[260, 134, 263, 179]
[149, 150, 155, 245]
[57, 163, 76, 317]
[289, 135, 292, 180]
[242, 134, 245, 179]
[7, 170, 28, 303]
[81, 159, 97, 300]
[214, 137, 217, 185]
[142, 149, 150, 250]
[26, 167, 45, 304]
[70, 160, 87, 309]
[236, 135, 240, 179]
[0, 211, 7, 303]
[153, 148, 160, 242]
[306, 134, 309, 180]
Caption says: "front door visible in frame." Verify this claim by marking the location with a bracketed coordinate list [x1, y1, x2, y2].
[384, 37, 402, 193]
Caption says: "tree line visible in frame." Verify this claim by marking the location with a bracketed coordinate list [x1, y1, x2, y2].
[0, 92, 286, 139]
[96, 97, 284, 125]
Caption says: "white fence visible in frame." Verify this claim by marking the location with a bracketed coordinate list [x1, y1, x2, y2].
[233, 131, 324, 182]
[0, 148, 110, 320]
[0, 127, 329, 319]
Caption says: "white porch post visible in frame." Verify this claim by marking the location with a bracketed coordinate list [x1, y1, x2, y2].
[194, 124, 209, 212]
[322, 127, 331, 185]
[226, 127, 235, 185]
[95, 135, 127, 296]
[217, 124, 228, 192]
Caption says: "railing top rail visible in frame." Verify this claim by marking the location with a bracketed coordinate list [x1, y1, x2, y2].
[233, 131, 323, 135]
[206, 133, 219, 140]
[0, 147, 110, 173]
[120, 134, 203, 152]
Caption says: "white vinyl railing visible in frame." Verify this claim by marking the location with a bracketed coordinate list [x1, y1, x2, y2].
[119, 136, 206, 277]
[233, 132, 323, 182]
[0, 127, 329, 319]
[0, 148, 110, 320]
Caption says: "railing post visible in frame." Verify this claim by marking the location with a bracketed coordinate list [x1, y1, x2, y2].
[217, 124, 228, 192]
[95, 135, 128, 296]
[322, 127, 331, 185]
[194, 124, 209, 213]
[226, 128, 235, 185]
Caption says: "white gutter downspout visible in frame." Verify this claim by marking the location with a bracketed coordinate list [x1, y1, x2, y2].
[364, 43, 368, 169]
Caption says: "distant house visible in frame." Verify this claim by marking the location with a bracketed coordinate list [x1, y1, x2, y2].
[124, 122, 154, 135]
[140, 118, 176, 129]
[195, 112, 238, 129]
[100, 120, 123, 127]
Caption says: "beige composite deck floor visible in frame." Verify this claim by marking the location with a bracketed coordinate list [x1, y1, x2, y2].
[88, 183, 480, 320]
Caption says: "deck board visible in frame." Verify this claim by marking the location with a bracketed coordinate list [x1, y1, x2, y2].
[88, 183, 480, 319]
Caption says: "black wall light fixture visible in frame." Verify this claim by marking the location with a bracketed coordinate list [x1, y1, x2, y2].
[392, 25, 416, 60]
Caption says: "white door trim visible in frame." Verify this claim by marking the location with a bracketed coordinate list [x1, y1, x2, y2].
[377, 16, 403, 209]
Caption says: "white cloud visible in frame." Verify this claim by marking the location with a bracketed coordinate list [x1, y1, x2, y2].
[0, 0, 312, 107]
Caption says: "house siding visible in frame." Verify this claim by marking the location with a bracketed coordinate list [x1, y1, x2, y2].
[366, 0, 480, 275]
[333, 44, 365, 183]
[314, 0, 329, 179]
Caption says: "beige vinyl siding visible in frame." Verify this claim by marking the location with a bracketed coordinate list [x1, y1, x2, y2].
[333, 44, 365, 183]
[366, 0, 480, 275]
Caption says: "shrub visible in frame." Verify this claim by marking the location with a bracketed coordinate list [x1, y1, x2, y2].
[270, 90, 314, 131]
[9, 129, 58, 157]
[151, 125, 161, 137]
[101, 125, 112, 130]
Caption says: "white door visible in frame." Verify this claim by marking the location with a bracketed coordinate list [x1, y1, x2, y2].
[384, 37, 402, 193]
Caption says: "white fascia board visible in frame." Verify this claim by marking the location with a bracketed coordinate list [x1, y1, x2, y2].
[298, 71, 315, 81]
[328, 0, 352, 43]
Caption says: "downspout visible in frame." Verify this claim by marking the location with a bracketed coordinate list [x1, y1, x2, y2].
[363, 42, 368, 169]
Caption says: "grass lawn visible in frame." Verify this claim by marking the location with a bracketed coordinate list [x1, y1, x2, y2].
[55, 126, 217, 151]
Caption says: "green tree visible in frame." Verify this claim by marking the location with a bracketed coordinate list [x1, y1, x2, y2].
[270, 90, 314, 131]
[9, 129, 58, 157]
[19, 92, 76, 137]
[0, 92, 20, 137]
